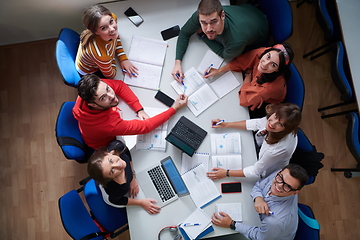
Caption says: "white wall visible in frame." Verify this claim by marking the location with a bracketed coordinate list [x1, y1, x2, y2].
[0, 0, 103, 46]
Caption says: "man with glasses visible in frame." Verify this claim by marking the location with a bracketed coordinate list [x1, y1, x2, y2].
[171, 0, 269, 82]
[211, 164, 308, 240]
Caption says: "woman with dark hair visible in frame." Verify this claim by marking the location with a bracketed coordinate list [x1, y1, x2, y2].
[207, 103, 301, 179]
[87, 140, 161, 214]
[204, 43, 294, 115]
[76, 5, 138, 79]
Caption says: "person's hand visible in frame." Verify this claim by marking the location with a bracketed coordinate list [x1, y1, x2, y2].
[203, 68, 220, 78]
[172, 60, 184, 82]
[254, 197, 270, 215]
[129, 177, 139, 198]
[137, 110, 150, 120]
[211, 119, 227, 128]
[141, 199, 161, 214]
[120, 59, 139, 77]
[172, 94, 188, 111]
[211, 212, 233, 228]
[207, 167, 226, 181]
[243, 69, 252, 84]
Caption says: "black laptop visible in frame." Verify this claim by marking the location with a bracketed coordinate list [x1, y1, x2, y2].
[165, 116, 207, 156]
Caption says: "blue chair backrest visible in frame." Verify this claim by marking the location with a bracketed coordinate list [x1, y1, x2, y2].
[346, 112, 360, 164]
[258, 0, 293, 44]
[55, 28, 81, 88]
[294, 203, 320, 240]
[84, 179, 128, 232]
[55, 101, 89, 163]
[58, 190, 103, 240]
[284, 63, 305, 111]
[297, 128, 316, 185]
[331, 41, 353, 102]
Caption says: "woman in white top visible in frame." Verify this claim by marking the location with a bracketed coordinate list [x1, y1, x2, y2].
[207, 103, 301, 179]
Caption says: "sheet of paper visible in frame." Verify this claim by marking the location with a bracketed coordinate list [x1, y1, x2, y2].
[171, 67, 205, 96]
[135, 107, 168, 151]
[211, 155, 242, 170]
[210, 132, 241, 155]
[216, 203, 243, 222]
[181, 152, 210, 174]
[180, 208, 211, 240]
[126, 35, 168, 66]
[187, 84, 219, 117]
[209, 71, 241, 98]
[197, 50, 224, 78]
[124, 61, 162, 90]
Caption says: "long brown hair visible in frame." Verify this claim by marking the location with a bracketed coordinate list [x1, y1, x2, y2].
[265, 103, 302, 144]
[87, 142, 127, 187]
[80, 5, 112, 50]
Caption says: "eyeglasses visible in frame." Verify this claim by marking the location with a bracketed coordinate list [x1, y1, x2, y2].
[274, 171, 299, 193]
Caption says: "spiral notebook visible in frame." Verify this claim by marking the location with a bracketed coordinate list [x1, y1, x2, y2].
[181, 163, 221, 209]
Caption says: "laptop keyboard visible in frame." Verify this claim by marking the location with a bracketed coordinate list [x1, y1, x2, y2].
[148, 166, 175, 202]
[172, 121, 203, 148]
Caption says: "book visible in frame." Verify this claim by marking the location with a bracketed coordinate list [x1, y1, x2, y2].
[181, 152, 210, 174]
[210, 133, 242, 170]
[181, 163, 222, 209]
[124, 35, 168, 90]
[209, 71, 240, 99]
[216, 202, 243, 222]
[179, 208, 213, 240]
[171, 67, 219, 117]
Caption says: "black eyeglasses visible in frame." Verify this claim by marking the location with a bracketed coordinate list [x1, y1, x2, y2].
[274, 171, 299, 193]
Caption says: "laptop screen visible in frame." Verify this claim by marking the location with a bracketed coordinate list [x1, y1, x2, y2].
[161, 157, 189, 196]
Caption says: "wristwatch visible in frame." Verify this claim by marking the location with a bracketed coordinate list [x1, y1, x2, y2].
[230, 220, 236, 230]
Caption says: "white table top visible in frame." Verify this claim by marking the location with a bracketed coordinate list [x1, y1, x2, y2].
[336, 0, 360, 107]
[106, 0, 261, 239]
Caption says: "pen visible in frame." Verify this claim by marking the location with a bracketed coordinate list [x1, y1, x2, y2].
[268, 211, 274, 215]
[176, 73, 184, 85]
[213, 120, 225, 126]
[183, 223, 201, 227]
[122, 69, 136, 76]
[205, 63, 213, 75]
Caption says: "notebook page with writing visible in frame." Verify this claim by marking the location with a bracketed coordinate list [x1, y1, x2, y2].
[179, 208, 212, 240]
[216, 202, 243, 222]
[197, 50, 224, 79]
[209, 71, 241, 99]
[181, 152, 210, 174]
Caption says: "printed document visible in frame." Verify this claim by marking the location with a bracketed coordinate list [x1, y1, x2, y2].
[210, 133, 242, 170]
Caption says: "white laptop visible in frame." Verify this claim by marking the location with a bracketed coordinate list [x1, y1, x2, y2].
[136, 156, 189, 207]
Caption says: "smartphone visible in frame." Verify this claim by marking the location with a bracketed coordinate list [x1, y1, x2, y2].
[161, 25, 180, 41]
[221, 182, 242, 194]
[124, 7, 144, 27]
[154, 91, 175, 107]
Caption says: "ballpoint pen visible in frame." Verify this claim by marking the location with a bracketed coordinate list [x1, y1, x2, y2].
[205, 63, 213, 75]
[268, 211, 274, 215]
[122, 69, 137, 76]
[183, 223, 201, 227]
[213, 120, 225, 126]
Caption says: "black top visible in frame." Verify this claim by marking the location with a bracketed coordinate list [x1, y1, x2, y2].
[104, 140, 133, 205]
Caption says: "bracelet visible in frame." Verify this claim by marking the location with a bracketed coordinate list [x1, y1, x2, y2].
[132, 170, 136, 176]
[136, 108, 144, 113]
[226, 169, 230, 177]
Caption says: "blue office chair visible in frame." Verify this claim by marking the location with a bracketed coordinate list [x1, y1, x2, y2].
[55, 28, 81, 88]
[294, 203, 320, 240]
[58, 189, 106, 240]
[55, 101, 92, 163]
[303, 0, 341, 60]
[83, 179, 129, 238]
[283, 63, 305, 112]
[290, 128, 324, 185]
[331, 112, 360, 178]
[318, 41, 356, 119]
[257, 0, 293, 45]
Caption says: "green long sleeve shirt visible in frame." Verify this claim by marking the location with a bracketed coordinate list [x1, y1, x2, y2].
[175, 4, 269, 60]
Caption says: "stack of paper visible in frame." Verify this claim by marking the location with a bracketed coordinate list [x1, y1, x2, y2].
[179, 208, 213, 240]
[124, 35, 168, 90]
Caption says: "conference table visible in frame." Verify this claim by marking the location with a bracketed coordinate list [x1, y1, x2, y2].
[335, 0, 360, 108]
[108, 0, 261, 239]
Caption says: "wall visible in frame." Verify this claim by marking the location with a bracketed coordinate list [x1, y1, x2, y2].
[0, 0, 104, 46]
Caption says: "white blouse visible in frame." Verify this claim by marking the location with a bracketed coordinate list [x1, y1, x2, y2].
[243, 117, 298, 178]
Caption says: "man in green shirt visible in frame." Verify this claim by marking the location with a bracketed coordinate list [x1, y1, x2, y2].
[172, 0, 269, 82]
